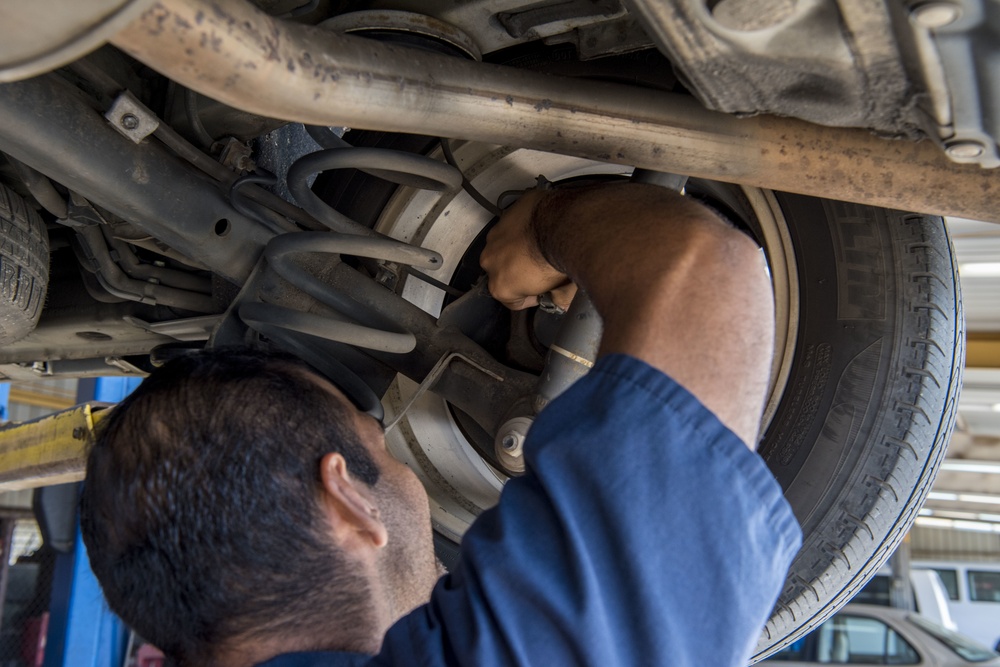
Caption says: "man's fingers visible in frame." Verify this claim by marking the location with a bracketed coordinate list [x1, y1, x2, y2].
[480, 188, 573, 311]
[484, 267, 572, 311]
[486, 281, 539, 311]
[550, 283, 578, 311]
[508, 295, 539, 310]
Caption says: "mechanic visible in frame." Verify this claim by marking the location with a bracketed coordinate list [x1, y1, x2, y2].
[79, 182, 802, 667]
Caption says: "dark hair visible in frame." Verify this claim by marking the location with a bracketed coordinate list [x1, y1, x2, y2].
[79, 349, 381, 665]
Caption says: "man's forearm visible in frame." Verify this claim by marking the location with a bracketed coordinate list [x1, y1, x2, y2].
[528, 183, 733, 309]
[484, 182, 775, 446]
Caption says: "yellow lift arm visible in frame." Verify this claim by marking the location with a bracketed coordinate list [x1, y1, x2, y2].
[0, 404, 108, 491]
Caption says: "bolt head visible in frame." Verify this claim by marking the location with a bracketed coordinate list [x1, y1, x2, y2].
[501, 434, 519, 451]
[911, 2, 962, 28]
[120, 113, 140, 130]
[945, 140, 986, 159]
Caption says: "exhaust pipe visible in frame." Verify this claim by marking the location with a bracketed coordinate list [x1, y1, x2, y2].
[25, 0, 1000, 221]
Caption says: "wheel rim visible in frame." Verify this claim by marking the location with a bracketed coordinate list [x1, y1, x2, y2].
[374, 140, 799, 541]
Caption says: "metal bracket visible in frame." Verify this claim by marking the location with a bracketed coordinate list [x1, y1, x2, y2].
[60, 192, 106, 228]
[104, 91, 159, 143]
[123, 315, 222, 342]
[908, 0, 1000, 168]
[218, 137, 255, 172]
[385, 351, 503, 433]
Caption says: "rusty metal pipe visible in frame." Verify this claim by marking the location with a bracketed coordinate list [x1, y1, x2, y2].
[110, 0, 998, 221]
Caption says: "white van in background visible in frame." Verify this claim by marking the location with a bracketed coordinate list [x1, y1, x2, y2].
[913, 561, 1000, 651]
[855, 566, 956, 630]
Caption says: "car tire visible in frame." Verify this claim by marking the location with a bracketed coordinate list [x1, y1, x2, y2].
[315, 137, 962, 661]
[753, 195, 962, 659]
[0, 182, 48, 345]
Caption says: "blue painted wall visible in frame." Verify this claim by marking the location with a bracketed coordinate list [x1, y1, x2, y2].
[0, 383, 10, 421]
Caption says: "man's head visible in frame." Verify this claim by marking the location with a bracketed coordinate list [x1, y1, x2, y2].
[79, 348, 440, 666]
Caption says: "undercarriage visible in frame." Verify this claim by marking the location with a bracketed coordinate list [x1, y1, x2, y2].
[0, 0, 987, 658]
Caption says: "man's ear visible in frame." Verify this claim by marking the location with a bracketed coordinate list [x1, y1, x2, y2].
[319, 452, 388, 549]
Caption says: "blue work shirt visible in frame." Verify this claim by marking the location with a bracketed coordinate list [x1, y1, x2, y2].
[259, 354, 802, 667]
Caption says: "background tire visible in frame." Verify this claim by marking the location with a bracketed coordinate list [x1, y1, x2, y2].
[0, 182, 49, 345]
[754, 196, 962, 660]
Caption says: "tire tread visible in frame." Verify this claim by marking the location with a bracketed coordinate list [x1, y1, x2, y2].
[0, 182, 49, 345]
[755, 209, 963, 660]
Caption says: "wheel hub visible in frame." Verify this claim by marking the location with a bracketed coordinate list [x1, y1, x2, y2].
[373, 140, 798, 542]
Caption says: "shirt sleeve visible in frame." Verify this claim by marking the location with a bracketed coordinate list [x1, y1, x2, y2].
[375, 354, 802, 667]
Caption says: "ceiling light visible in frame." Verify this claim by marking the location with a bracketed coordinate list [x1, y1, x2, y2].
[926, 490, 1000, 505]
[957, 493, 1000, 505]
[959, 262, 1000, 277]
[954, 520, 995, 533]
[920, 508, 1000, 523]
[915, 517, 1000, 533]
[940, 460, 1000, 474]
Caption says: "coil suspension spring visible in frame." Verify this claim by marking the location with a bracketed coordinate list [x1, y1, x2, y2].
[238, 137, 465, 417]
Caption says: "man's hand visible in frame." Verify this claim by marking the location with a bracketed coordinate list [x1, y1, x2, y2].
[479, 190, 577, 311]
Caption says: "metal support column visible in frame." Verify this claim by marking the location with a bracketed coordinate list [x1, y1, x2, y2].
[43, 377, 141, 667]
[0, 518, 15, 638]
[889, 533, 914, 611]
